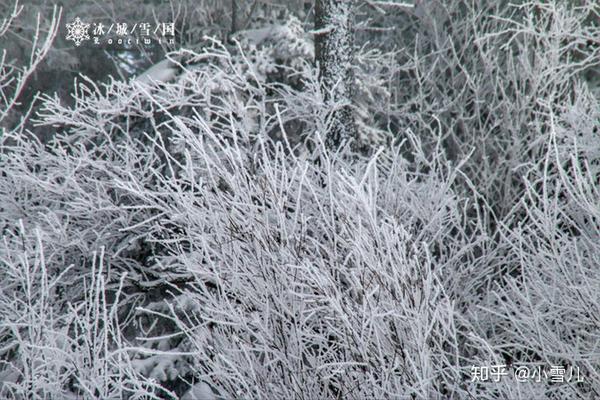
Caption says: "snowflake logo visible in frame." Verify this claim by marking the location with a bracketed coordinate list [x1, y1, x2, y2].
[66, 17, 90, 46]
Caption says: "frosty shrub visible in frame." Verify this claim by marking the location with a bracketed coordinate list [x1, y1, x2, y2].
[385, 0, 600, 220]
[0, 38, 488, 398]
[1, 1, 600, 399]
[467, 86, 600, 399]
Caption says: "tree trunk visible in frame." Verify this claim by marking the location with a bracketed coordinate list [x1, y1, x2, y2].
[315, 0, 357, 149]
[231, 0, 238, 38]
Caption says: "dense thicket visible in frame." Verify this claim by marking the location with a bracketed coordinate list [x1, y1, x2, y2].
[1, 1, 599, 398]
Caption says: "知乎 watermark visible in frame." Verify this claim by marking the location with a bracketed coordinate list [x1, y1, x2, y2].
[471, 364, 584, 383]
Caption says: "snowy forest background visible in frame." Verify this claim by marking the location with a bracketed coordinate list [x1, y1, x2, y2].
[1, 0, 599, 398]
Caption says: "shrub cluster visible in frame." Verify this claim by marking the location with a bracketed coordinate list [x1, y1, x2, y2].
[1, 1, 599, 398]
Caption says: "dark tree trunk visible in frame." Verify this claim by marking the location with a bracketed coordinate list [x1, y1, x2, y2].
[315, 0, 357, 149]
[231, 0, 238, 38]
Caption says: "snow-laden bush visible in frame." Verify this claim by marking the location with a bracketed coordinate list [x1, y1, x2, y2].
[2, 1, 600, 399]
[0, 233, 164, 398]
[466, 86, 600, 400]
[0, 40, 489, 398]
[386, 0, 600, 219]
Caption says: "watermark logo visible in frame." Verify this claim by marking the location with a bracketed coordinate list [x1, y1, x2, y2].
[65, 18, 175, 47]
[471, 364, 584, 383]
[66, 17, 90, 46]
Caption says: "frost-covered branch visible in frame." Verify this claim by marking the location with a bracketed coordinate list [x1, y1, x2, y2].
[0, 1, 61, 128]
